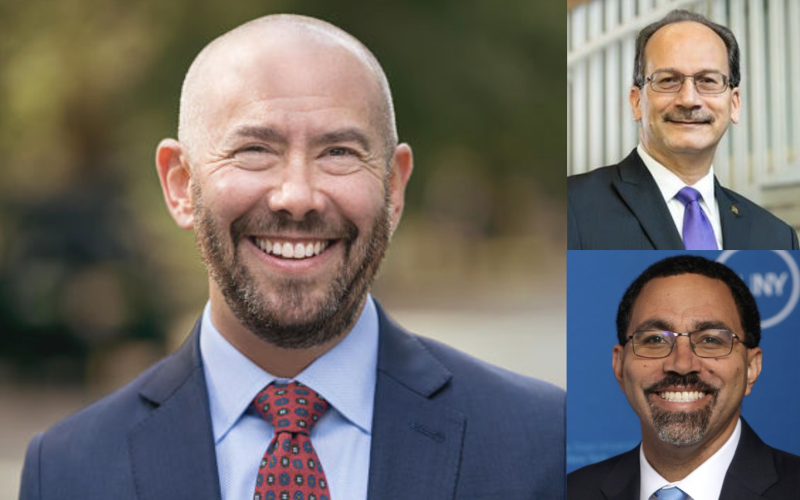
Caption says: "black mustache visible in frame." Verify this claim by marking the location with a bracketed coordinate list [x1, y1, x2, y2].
[644, 373, 719, 396]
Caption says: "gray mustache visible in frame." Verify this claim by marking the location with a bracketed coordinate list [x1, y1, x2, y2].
[663, 110, 715, 124]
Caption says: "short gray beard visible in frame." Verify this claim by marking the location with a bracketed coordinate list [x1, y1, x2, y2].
[649, 403, 714, 445]
[191, 180, 392, 349]
[645, 373, 719, 446]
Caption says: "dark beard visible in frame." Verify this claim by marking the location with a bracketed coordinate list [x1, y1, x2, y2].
[644, 373, 719, 446]
[192, 181, 391, 349]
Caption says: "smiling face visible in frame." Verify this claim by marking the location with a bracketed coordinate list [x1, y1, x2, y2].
[156, 23, 413, 349]
[612, 274, 761, 450]
[629, 21, 741, 169]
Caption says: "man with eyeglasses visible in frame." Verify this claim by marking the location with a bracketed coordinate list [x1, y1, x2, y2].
[567, 9, 799, 250]
[568, 255, 800, 499]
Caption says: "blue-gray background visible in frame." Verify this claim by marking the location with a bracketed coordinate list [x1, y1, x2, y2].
[567, 250, 800, 473]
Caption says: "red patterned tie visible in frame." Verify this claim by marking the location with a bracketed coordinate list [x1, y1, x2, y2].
[252, 381, 332, 500]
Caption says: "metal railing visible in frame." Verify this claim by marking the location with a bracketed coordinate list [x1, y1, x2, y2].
[567, 0, 800, 203]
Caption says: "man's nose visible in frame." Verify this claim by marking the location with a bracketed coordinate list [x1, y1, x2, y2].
[267, 157, 324, 220]
[663, 336, 702, 374]
[674, 77, 703, 108]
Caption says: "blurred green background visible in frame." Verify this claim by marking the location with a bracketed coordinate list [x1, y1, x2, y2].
[0, 0, 565, 494]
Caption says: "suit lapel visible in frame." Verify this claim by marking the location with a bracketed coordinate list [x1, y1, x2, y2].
[367, 306, 466, 500]
[718, 420, 778, 500]
[612, 151, 684, 250]
[716, 183, 751, 249]
[128, 323, 222, 499]
[599, 446, 641, 500]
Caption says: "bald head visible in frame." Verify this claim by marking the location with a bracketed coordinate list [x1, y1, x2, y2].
[177, 15, 397, 164]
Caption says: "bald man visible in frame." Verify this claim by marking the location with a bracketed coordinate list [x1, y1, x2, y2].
[19, 15, 565, 500]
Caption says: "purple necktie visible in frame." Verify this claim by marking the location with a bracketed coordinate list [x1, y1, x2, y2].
[675, 187, 718, 250]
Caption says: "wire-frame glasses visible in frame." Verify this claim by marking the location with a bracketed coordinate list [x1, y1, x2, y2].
[645, 70, 731, 95]
[628, 329, 742, 358]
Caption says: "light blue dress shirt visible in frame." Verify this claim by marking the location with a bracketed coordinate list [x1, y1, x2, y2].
[199, 296, 379, 500]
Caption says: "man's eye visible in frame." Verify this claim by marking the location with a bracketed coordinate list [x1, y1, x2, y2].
[328, 147, 356, 157]
[232, 145, 279, 171]
[239, 145, 270, 154]
[643, 334, 667, 344]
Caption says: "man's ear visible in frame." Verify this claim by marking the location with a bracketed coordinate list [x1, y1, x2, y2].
[155, 139, 195, 229]
[730, 86, 741, 125]
[387, 143, 414, 234]
[629, 86, 643, 122]
[612, 344, 627, 394]
[743, 347, 762, 397]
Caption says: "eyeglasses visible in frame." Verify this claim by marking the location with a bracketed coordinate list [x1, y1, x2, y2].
[627, 329, 742, 359]
[645, 70, 731, 95]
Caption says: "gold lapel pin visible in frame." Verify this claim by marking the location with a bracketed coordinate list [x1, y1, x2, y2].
[731, 205, 739, 215]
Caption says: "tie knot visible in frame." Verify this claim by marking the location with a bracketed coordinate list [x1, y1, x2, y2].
[656, 486, 689, 500]
[676, 186, 702, 206]
[252, 381, 329, 435]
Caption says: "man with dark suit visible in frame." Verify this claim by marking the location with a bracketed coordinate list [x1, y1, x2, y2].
[567, 10, 799, 250]
[19, 14, 564, 500]
[568, 256, 800, 499]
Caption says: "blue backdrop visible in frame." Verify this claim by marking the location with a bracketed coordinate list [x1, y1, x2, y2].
[567, 250, 800, 473]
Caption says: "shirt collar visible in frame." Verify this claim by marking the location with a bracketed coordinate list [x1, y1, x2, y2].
[640, 418, 742, 500]
[200, 295, 380, 444]
[637, 144, 717, 212]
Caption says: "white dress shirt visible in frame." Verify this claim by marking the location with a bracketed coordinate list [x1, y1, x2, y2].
[637, 145, 724, 249]
[640, 418, 742, 500]
[200, 296, 380, 500]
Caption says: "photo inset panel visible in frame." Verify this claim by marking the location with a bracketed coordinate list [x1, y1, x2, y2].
[567, 250, 800, 498]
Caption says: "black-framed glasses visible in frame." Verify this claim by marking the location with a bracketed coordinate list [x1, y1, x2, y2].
[645, 70, 731, 95]
[627, 329, 742, 359]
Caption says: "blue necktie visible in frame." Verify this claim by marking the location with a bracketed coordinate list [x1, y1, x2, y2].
[656, 486, 689, 500]
[675, 187, 718, 250]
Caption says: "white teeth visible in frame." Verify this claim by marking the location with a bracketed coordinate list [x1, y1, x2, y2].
[659, 391, 706, 403]
[253, 238, 330, 260]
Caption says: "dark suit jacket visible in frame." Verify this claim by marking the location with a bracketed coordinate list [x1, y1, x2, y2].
[20, 304, 565, 499]
[568, 150, 800, 249]
[567, 419, 800, 499]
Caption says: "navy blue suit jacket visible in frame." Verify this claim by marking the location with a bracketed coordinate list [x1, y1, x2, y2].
[20, 304, 565, 499]
[567, 419, 800, 500]
[567, 150, 800, 250]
